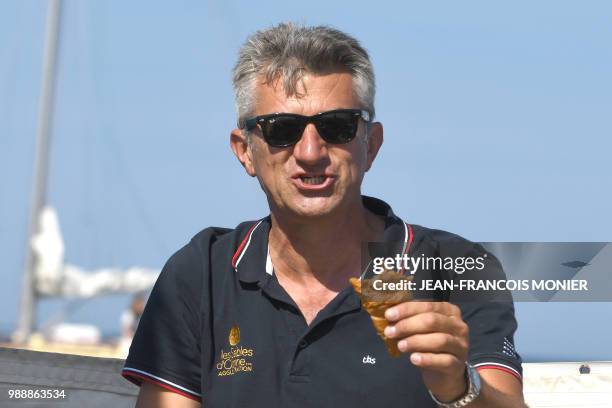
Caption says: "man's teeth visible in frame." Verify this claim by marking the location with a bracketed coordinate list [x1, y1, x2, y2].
[300, 176, 326, 185]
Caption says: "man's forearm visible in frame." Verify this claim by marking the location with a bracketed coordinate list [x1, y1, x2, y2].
[430, 369, 526, 408]
[449, 369, 526, 408]
[467, 378, 527, 408]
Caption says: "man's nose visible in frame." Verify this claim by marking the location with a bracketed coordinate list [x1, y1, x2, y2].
[292, 123, 328, 164]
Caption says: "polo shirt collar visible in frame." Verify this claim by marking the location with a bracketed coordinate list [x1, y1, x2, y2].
[232, 217, 272, 283]
[232, 196, 412, 283]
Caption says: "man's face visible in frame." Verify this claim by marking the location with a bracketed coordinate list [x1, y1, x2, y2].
[231, 72, 383, 220]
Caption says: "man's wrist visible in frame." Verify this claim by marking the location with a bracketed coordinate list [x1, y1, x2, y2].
[429, 367, 468, 403]
[429, 363, 482, 407]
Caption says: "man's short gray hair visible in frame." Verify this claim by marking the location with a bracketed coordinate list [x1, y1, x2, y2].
[232, 23, 376, 128]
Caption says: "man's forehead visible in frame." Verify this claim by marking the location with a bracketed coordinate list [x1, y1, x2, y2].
[253, 71, 359, 115]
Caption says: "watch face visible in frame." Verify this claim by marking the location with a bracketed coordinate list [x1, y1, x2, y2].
[469, 364, 482, 394]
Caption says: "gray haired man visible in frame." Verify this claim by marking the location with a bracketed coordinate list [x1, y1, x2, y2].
[124, 23, 526, 407]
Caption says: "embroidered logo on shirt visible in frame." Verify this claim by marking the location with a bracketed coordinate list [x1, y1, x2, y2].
[362, 355, 376, 364]
[229, 325, 241, 346]
[216, 325, 255, 377]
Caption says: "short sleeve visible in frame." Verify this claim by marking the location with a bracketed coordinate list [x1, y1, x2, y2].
[460, 300, 523, 381]
[122, 242, 203, 401]
[453, 246, 523, 381]
[422, 230, 524, 382]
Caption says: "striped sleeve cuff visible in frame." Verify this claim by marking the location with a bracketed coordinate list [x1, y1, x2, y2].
[122, 367, 201, 401]
[473, 361, 522, 382]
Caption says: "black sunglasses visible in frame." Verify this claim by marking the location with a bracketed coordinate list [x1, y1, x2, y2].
[241, 109, 371, 148]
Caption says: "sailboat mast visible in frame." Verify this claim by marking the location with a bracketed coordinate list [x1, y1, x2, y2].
[14, 0, 62, 344]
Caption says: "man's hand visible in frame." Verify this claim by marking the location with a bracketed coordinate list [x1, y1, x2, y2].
[384, 301, 469, 402]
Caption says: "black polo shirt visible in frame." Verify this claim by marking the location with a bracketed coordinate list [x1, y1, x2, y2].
[122, 196, 522, 407]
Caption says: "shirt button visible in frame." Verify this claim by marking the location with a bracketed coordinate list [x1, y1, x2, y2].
[298, 339, 308, 349]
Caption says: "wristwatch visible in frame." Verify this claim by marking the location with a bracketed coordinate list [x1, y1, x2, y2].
[428, 362, 482, 407]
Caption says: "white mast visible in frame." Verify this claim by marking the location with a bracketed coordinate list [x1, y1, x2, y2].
[14, 0, 62, 344]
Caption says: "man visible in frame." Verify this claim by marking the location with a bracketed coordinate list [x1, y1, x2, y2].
[122, 23, 526, 407]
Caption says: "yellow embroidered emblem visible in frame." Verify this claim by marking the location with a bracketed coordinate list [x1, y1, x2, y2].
[229, 325, 240, 346]
[216, 325, 255, 376]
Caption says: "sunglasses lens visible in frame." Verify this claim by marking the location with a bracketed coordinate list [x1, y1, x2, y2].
[255, 110, 363, 147]
[262, 116, 305, 147]
[316, 112, 359, 144]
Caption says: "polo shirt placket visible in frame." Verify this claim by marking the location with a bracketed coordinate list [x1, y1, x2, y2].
[226, 198, 435, 407]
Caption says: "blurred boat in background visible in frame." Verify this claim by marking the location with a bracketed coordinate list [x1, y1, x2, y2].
[523, 362, 612, 407]
[10, 0, 157, 355]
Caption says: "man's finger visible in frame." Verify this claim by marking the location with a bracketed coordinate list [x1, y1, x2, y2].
[385, 301, 461, 322]
[385, 312, 467, 339]
[410, 352, 464, 373]
[397, 333, 468, 360]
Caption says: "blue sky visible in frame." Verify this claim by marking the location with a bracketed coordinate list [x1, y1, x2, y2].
[1, 0, 611, 361]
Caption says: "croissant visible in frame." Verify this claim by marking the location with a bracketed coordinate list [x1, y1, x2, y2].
[350, 270, 413, 357]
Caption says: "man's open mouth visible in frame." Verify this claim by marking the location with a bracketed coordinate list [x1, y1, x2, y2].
[300, 175, 326, 185]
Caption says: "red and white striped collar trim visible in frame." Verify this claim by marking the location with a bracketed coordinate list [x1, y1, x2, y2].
[397, 222, 414, 273]
[231, 219, 264, 271]
[231, 201, 414, 282]
[359, 221, 414, 279]
[261, 224, 412, 278]
[231, 215, 414, 279]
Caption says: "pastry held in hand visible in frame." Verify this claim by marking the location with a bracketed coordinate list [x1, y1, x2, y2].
[350, 270, 414, 357]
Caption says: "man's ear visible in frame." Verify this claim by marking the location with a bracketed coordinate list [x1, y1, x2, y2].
[230, 129, 257, 177]
[365, 122, 383, 172]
